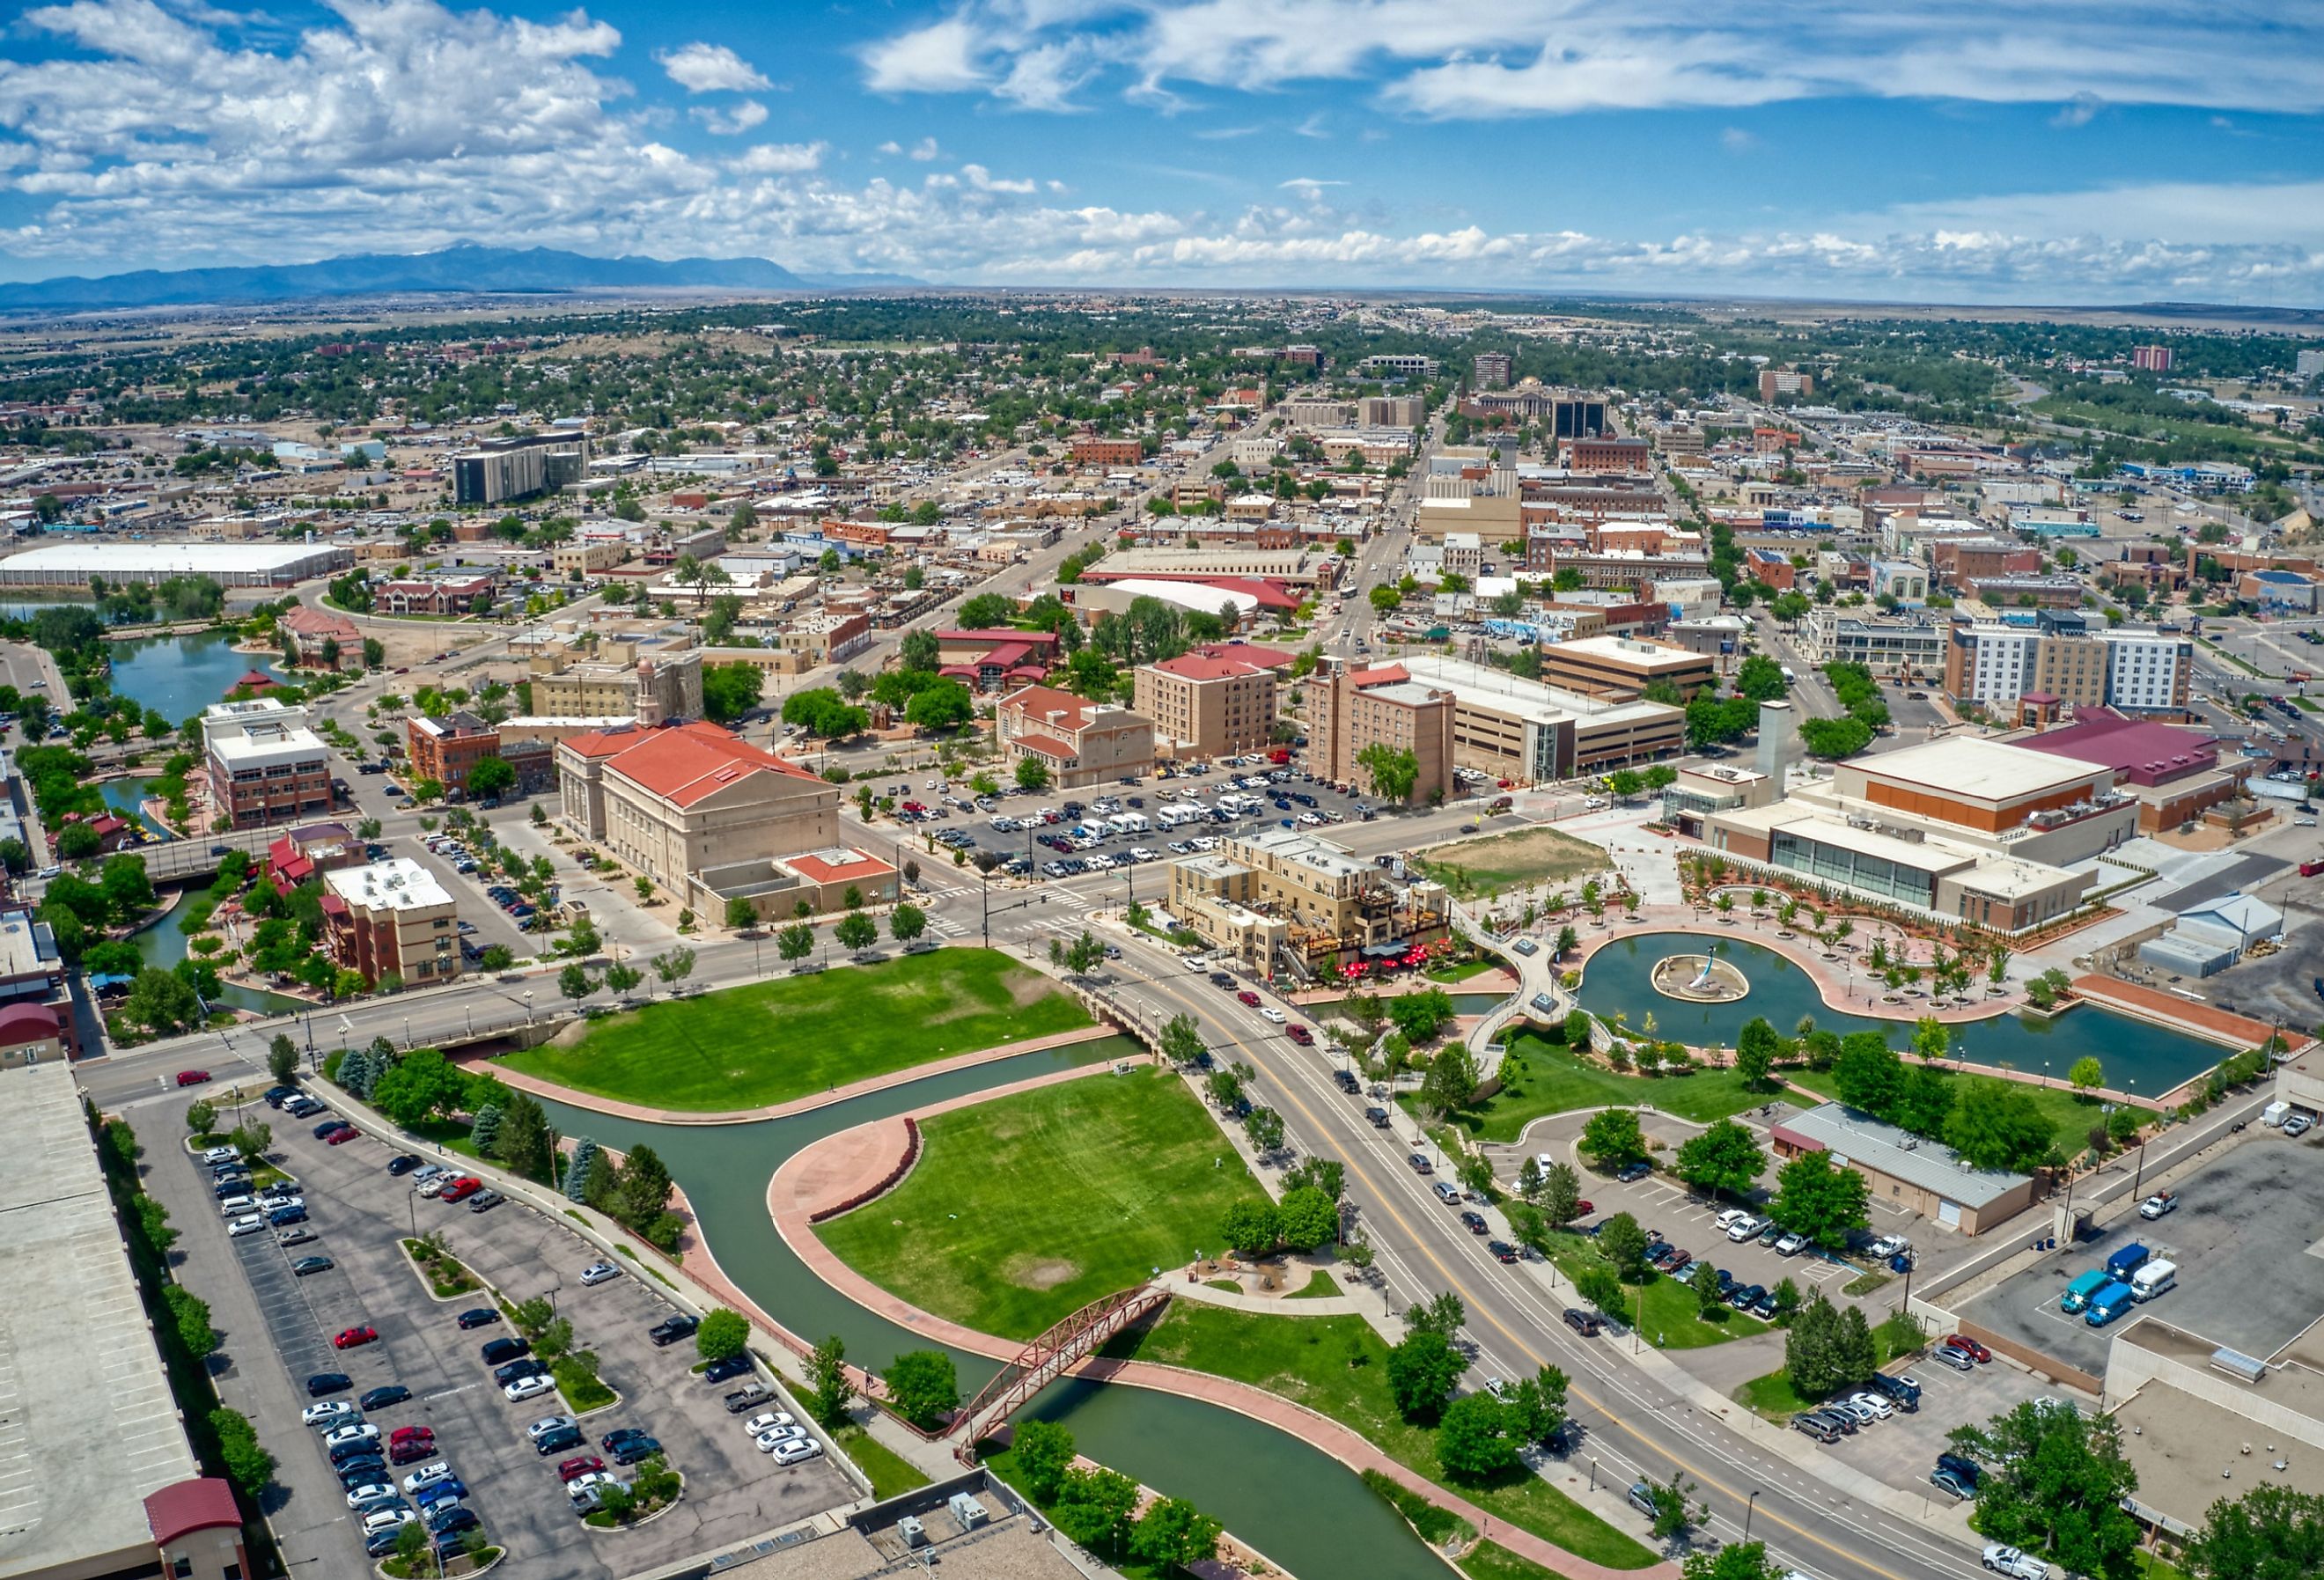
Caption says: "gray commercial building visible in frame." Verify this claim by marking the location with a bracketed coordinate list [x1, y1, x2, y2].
[452, 431, 592, 506]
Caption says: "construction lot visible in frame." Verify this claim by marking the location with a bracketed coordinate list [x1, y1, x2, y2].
[1956, 1125, 2324, 1375]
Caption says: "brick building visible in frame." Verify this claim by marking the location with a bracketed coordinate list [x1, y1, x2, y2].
[406, 711, 507, 796]
[1070, 437, 1144, 467]
[1133, 643, 1290, 761]
[994, 685, 1156, 789]
[201, 699, 333, 830]
[322, 858, 462, 987]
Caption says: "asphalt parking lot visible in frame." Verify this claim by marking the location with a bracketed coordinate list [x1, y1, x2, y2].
[203, 1099, 854, 1580]
[1956, 1127, 2324, 1374]
[1817, 1348, 2068, 1504]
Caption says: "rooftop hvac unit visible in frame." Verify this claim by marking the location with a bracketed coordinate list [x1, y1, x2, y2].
[2213, 1347, 2268, 1384]
[897, 1517, 929, 1549]
[947, 1494, 989, 1530]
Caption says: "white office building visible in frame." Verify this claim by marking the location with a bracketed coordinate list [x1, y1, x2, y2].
[2099, 631, 2192, 714]
[1960, 628, 2041, 707]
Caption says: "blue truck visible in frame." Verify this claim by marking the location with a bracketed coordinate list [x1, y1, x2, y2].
[2085, 1281, 2138, 1326]
[2105, 1243, 2150, 1282]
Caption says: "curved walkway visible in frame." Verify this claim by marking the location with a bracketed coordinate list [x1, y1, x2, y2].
[772, 1078, 1679, 1580]
[457, 1024, 1117, 1126]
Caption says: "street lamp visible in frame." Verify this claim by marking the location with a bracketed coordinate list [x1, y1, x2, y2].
[1744, 1489, 1761, 1540]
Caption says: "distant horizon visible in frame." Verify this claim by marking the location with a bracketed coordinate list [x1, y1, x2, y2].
[3, 4, 2320, 306]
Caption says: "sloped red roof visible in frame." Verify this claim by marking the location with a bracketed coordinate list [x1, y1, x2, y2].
[1349, 664, 1411, 687]
[1150, 650, 1274, 682]
[0, 1001, 60, 1047]
[145, 1477, 240, 1545]
[784, 849, 897, 884]
[599, 722, 822, 808]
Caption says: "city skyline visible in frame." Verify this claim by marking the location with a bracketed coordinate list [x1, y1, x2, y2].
[1, 1, 2321, 304]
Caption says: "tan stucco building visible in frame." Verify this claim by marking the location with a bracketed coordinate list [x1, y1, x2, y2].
[555, 722, 840, 888]
[1168, 827, 1449, 975]
[1133, 643, 1290, 761]
[995, 685, 1156, 789]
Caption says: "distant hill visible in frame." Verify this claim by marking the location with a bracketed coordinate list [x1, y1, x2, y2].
[0, 243, 923, 311]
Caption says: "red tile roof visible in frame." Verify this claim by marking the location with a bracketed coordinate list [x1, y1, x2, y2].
[784, 849, 897, 884]
[1189, 641, 1295, 670]
[597, 722, 823, 807]
[145, 1477, 240, 1546]
[1150, 650, 1275, 682]
[1011, 731, 1077, 761]
[1349, 664, 1411, 687]
[1000, 684, 1095, 734]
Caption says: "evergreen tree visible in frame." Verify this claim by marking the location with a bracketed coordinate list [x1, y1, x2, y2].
[564, 1138, 599, 1202]
[469, 1103, 503, 1157]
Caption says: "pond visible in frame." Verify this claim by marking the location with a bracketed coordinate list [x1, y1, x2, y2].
[128, 900, 305, 1018]
[100, 777, 169, 837]
[107, 629, 281, 724]
[1577, 930, 2233, 1099]
[527, 1055, 1449, 1580]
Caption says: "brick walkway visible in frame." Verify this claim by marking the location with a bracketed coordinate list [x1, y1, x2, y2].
[456, 1024, 1117, 1126]
[769, 1075, 1680, 1580]
[2069, 974, 2299, 1051]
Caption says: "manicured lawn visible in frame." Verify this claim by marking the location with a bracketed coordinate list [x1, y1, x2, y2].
[501, 948, 1092, 1112]
[1463, 1544, 1567, 1580]
[1731, 1326, 1924, 1420]
[1544, 1237, 1772, 1351]
[835, 1426, 930, 1501]
[1290, 1269, 1341, 1299]
[1417, 826, 1607, 896]
[1113, 1302, 1658, 1569]
[816, 1069, 1269, 1341]
[1438, 1033, 1771, 1143]
[1784, 1064, 2151, 1150]
[1426, 958, 1504, 984]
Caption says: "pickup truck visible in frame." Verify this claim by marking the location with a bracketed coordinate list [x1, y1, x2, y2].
[720, 1382, 775, 1415]
[2138, 1192, 2179, 1220]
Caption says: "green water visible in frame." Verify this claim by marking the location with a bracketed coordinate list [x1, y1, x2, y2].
[1578, 931, 2232, 1098]
[128, 900, 305, 1016]
[107, 629, 282, 723]
[530, 1050, 1448, 1580]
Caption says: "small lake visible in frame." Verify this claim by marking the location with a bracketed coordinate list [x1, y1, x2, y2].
[108, 630, 282, 723]
[1577, 930, 2232, 1099]
[128, 900, 304, 1017]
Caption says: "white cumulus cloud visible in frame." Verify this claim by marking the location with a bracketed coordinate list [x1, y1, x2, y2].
[657, 41, 770, 94]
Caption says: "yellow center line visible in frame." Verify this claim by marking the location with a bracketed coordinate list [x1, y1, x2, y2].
[1122, 956, 1934, 1580]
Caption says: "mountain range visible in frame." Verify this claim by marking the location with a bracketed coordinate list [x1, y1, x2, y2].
[0, 243, 923, 311]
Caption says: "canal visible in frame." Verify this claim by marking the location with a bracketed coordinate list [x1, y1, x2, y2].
[1577, 930, 2233, 1098]
[528, 1051, 1451, 1580]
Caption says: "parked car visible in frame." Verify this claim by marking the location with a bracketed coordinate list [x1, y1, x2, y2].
[1615, 1161, 1651, 1183]
[702, 1354, 754, 1385]
[1982, 1547, 2048, 1580]
[505, 1374, 558, 1403]
[770, 1437, 824, 1466]
[1937, 1451, 1982, 1488]
[1793, 1414, 1841, 1444]
[306, 1372, 352, 1398]
[650, 1313, 700, 1347]
[1933, 1344, 1978, 1372]
[556, 1455, 607, 1483]
[579, 1260, 622, 1286]
[480, 1336, 529, 1364]
[457, 1307, 501, 1330]
[1930, 1469, 1976, 1501]
[1942, 1334, 1993, 1364]
[334, 1326, 379, 1350]
[2138, 1191, 2179, 1219]
[290, 1255, 334, 1276]
[302, 1400, 358, 1429]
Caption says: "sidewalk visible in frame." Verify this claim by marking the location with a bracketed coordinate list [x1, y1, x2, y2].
[458, 1023, 1117, 1126]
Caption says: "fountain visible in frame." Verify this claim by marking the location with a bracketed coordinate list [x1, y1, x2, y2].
[1651, 952, 1749, 1003]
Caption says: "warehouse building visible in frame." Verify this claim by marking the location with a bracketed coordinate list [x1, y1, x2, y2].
[1772, 1101, 2035, 1234]
[0, 540, 350, 587]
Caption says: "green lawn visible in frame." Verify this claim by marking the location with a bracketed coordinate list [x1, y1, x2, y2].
[1731, 1326, 1926, 1420]
[835, 1426, 930, 1501]
[1112, 1302, 1658, 1569]
[1463, 1544, 1567, 1580]
[500, 948, 1093, 1111]
[1426, 958, 1504, 984]
[816, 1068, 1269, 1340]
[1438, 1033, 1770, 1143]
[1544, 1237, 1772, 1351]
[1290, 1269, 1341, 1299]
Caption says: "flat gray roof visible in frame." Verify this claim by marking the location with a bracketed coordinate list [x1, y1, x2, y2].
[1776, 1100, 2030, 1209]
[0, 1060, 198, 1575]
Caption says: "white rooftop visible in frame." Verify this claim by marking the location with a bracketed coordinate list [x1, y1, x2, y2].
[1856, 735, 2113, 805]
[326, 856, 454, 912]
[0, 542, 338, 574]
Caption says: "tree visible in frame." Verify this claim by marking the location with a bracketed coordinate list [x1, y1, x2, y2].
[1952, 1400, 2141, 1580]
[1011, 1419, 1077, 1503]
[1643, 1470, 1706, 1544]
[776, 922, 815, 964]
[164, 1284, 217, 1356]
[702, 661, 767, 724]
[650, 946, 696, 995]
[371, 1047, 467, 1128]
[1576, 1263, 1626, 1319]
[808, 1334, 855, 1427]
[1218, 1199, 1281, 1255]
[1735, 654, 1791, 702]
[1607, 768, 1644, 801]
[1506, 1364, 1570, 1444]
[1945, 1079, 2057, 1172]
[691, 1308, 750, 1364]
[184, 1096, 218, 1135]
[99, 854, 156, 924]
[1598, 1212, 1652, 1282]
[882, 1349, 960, 1429]
[958, 592, 1016, 629]
[2185, 1487, 2324, 1580]
[1055, 1466, 1142, 1557]
[1834, 1032, 1906, 1118]
[1685, 1542, 1784, 1580]
[1408, 1290, 1467, 1339]
[558, 961, 599, 1010]
[1276, 1186, 1339, 1252]
[721, 895, 758, 931]
[210, 1407, 276, 1495]
[1159, 1013, 1204, 1067]
[267, 1033, 300, 1084]
[1437, 1393, 1521, 1480]
[889, 903, 928, 944]
[467, 756, 517, 800]
[1540, 1160, 1585, 1227]
[1673, 1120, 1768, 1202]
[835, 911, 879, 952]
[1912, 1014, 1950, 1064]
[1771, 1150, 1869, 1249]
[1130, 1497, 1224, 1571]
[2068, 1056, 2106, 1096]
[1736, 1015, 1782, 1088]
[1419, 1045, 1480, 1113]
[1388, 987, 1455, 1044]
[904, 679, 974, 732]
[1385, 1330, 1464, 1419]
[495, 1092, 555, 1181]
[1578, 1107, 1648, 1170]
[1357, 741, 1421, 801]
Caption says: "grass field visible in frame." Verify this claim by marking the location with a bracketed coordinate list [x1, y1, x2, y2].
[1462, 1544, 1566, 1580]
[500, 948, 1092, 1112]
[835, 1426, 929, 1500]
[1784, 1065, 2150, 1152]
[1731, 1326, 1924, 1420]
[1417, 825, 1608, 896]
[1112, 1302, 1658, 1569]
[816, 1068, 1269, 1340]
[1438, 1033, 1770, 1143]
[1426, 958, 1504, 984]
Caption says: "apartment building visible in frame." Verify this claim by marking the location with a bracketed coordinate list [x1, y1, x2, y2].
[280, 605, 360, 669]
[1473, 351, 1512, 390]
[1357, 354, 1438, 378]
[406, 711, 508, 797]
[1133, 644, 1286, 761]
[1359, 395, 1427, 428]
[2099, 630, 2195, 713]
[1944, 621, 2188, 715]
[1342, 653, 1682, 781]
[1536, 635, 1716, 702]
[994, 685, 1156, 789]
[2131, 345, 2173, 372]
[1758, 368, 1814, 401]
[1168, 827, 1449, 974]
[1307, 659, 1456, 804]
[555, 722, 840, 890]
[1567, 437, 1653, 474]
[1070, 437, 1144, 467]
[1804, 607, 1947, 677]
[201, 699, 333, 830]
[529, 647, 705, 724]
[322, 858, 461, 986]
[452, 431, 589, 505]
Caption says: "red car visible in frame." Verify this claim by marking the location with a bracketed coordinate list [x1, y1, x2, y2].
[1285, 1024, 1313, 1047]
[438, 1177, 482, 1202]
[1942, 1334, 1992, 1363]
[175, 1069, 211, 1087]
[390, 1439, 437, 1466]
[333, 1326, 379, 1350]
[389, 1425, 433, 1445]
[555, 1454, 607, 1483]
[1236, 990, 1261, 1008]
[1576, 1200, 1593, 1216]
[324, 1125, 360, 1145]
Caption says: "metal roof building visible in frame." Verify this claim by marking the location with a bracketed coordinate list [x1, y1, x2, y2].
[0, 540, 351, 587]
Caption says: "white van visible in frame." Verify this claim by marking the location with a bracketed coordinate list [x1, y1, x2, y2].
[2129, 1260, 2176, 1302]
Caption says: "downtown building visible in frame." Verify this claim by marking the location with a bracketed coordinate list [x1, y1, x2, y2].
[201, 699, 333, 829]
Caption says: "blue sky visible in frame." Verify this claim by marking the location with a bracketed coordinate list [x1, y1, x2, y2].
[1, 0, 2321, 302]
